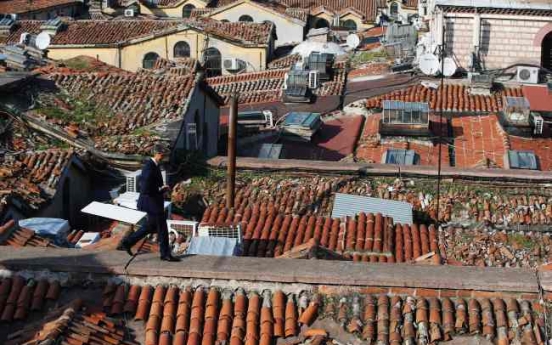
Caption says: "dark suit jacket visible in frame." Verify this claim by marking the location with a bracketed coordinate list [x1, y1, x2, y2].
[137, 159, 165, 215]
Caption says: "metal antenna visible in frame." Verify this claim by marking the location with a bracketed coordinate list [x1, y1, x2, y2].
[435, 23, 445, 224]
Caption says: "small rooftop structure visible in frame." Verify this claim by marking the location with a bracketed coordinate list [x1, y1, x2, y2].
[281, 112, 322, 141]
[380, 100, 431, 136]
[504, 150, 538, 170]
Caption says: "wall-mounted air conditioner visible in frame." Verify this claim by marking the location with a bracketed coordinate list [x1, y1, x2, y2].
[125, 170, 141, 193]
[124, 9, 135, 17]
[531, 113, 544, 135]
[308, 70, 320, 89]
[516, 66, 539, 84]
[223, 58, 245, 71]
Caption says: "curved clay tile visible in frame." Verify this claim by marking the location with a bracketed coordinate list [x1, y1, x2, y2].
[245, 292, 260, 345]
[362, 295, 377, 341]
[377, 295, 389, 345]
[403, 296, 416, 345]
[468, 299, 481, 334]
[259, 291, 274, 345]
[14, 283, 33, 320]
[1, 275, 25, 322]
[136, 285, 153, 321]
[217, 290, 234, 343]
[202, 288, 219, 345]
[442, 298, 454, 341]
[284, 294, 297, 338]
[389, 296, 402, 345]
[328, 218, 340, 251]
[45, 280, 61, 300]
[320, 217, 332, 248]
[111, 283, 126, 315]
[230, 289, 246, 345]
[394, 224, 404, 263]
[124, 284, 142, 314]
[31, 279, 49, 312]
[272, 290, 285, 337]
[428, 297, 442, 343]
[298, 294, 319, 326]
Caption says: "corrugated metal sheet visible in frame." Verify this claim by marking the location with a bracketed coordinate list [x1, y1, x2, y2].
[331, 193, 413, 224]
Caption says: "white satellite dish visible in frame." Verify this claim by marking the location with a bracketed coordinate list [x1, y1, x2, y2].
[35, 31, 51, 50]
[442, 57, 457, 77]
[419, 53, 440, 76]
[346, 33, 361, 50]
[19, 32, 29, 45]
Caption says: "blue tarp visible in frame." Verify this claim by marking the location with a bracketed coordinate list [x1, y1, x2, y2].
[186, 237, 240, 256]
[18, 218, 70, 246]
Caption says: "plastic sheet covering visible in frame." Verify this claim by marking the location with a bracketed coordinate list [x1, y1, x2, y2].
[18, 218, 70, 246]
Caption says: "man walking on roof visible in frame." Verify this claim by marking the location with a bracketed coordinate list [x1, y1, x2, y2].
[118, 144, 181, 262]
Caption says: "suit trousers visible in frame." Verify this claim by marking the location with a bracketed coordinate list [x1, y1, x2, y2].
[123, 213, 170, 258]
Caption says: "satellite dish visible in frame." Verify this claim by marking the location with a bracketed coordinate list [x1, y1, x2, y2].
[19, 32, 29, 45]
[346, 33, 361, 50]
[36, 31, 51, 50]
[442, 57, 457, 77]
[419, 53, 440, 76]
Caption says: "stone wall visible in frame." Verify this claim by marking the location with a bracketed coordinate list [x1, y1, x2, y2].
[444, 14, 549, 70]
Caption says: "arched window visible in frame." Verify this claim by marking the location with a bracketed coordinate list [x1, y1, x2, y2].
[390, 2, 399, 16]
[342, 19, 357, 32]
[542, 31, 552, 71]
[182, 3, 195, 18]
[142, 52, 159, 69]
[315, 18, 329, 29]
[239, 14, 253, 22]
[204, 47, 221, 77]
[174, 41, 190, 58]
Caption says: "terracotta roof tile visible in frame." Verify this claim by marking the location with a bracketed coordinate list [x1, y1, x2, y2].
[0, 149, 74, 217]
[0, 275, 62, 324]
[273, 0, 384, 22]
[0, 0, 79, 14]
[267, 53, 302, 70]
[0, 220, 58, 248]
[365, 84, 523, 113]
[1, 19, 272, 47]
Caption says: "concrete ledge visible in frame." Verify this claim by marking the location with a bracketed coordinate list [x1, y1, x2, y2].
[0, 247, 539, 293]
[207, 156, 552, 182]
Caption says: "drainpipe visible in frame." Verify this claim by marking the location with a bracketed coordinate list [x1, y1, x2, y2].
[226, 93, 238, 208]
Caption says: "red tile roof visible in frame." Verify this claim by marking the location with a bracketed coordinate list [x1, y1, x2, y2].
[35, 55, 126, 74]
[356, 114, 450, 166]
[522, 85, 552, 113]
[275, 0, 383, 22]
[1, 19, 273, 47]
[509, 135, 552, 171]
[0, 220, 58, 248]
[210, 0, 309, 22]
[0, 275, 62, 324]
[365, 83, 524, 113]
[153, 56, 199, 76]
[452, 115, 509, 169]
[202, 204, 442, 262]
[267, 53, 302, 70]
[0, 0, 79, 14]
[348, 62, 390, 79]
[5, 299, 140, 345]
[99, 282, 545, 345]
[0, 149, 74, 215]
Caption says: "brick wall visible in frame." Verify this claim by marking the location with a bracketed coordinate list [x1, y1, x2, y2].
[445, 15, 549, 70]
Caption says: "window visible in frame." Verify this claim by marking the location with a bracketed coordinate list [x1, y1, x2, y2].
[239, 14, 253, 22]
[182, 3, 195, 18]
[186, 122, 197, 150]
[342, 19, 357, 32]
[383, 149, 418, 165]
[382, 100, 429, 125]
[204, 47, 221, 77]
[315, 18, 329, 29]
[142, 52, 159, 69]
[173, 41, 190, 58]
[390, 2, 399, 16]
[507, 150, 538, 170]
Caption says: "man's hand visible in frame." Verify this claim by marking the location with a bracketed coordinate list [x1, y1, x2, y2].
[161, 185, 171, 192]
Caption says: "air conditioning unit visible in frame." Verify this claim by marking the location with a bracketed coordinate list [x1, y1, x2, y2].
[516, 66, 539, 84]
[124, 9, 135, 17]
[223, 58, 245, 71]
[531, 113, 544, 135]
[308, 70, 319, 89]
[125, 170, 142, 193]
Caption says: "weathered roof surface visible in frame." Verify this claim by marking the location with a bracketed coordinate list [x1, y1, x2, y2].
[0, 0, 80, 14]
[0, 219, 57, 248]
[365, 83, 524, 113]
[209, 0, 309, 22]
[522, 85, 552, 113]
[0, 19, 273, 46]
[267, 53, 302, 69]
[0, 149, 74, 216]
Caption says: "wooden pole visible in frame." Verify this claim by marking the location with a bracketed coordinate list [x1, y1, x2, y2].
[226, 93, 238, 208]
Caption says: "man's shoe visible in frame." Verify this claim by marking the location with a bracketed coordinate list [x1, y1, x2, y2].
[160, 256, 181, 262]
[117, 242, 133, 257]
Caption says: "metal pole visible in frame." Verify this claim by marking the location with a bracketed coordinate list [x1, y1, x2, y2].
[226, 93, 238, 208]
[435, 24, 445, 223]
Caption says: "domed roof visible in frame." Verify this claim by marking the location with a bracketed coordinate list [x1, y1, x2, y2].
[291, 41, 346, 58]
